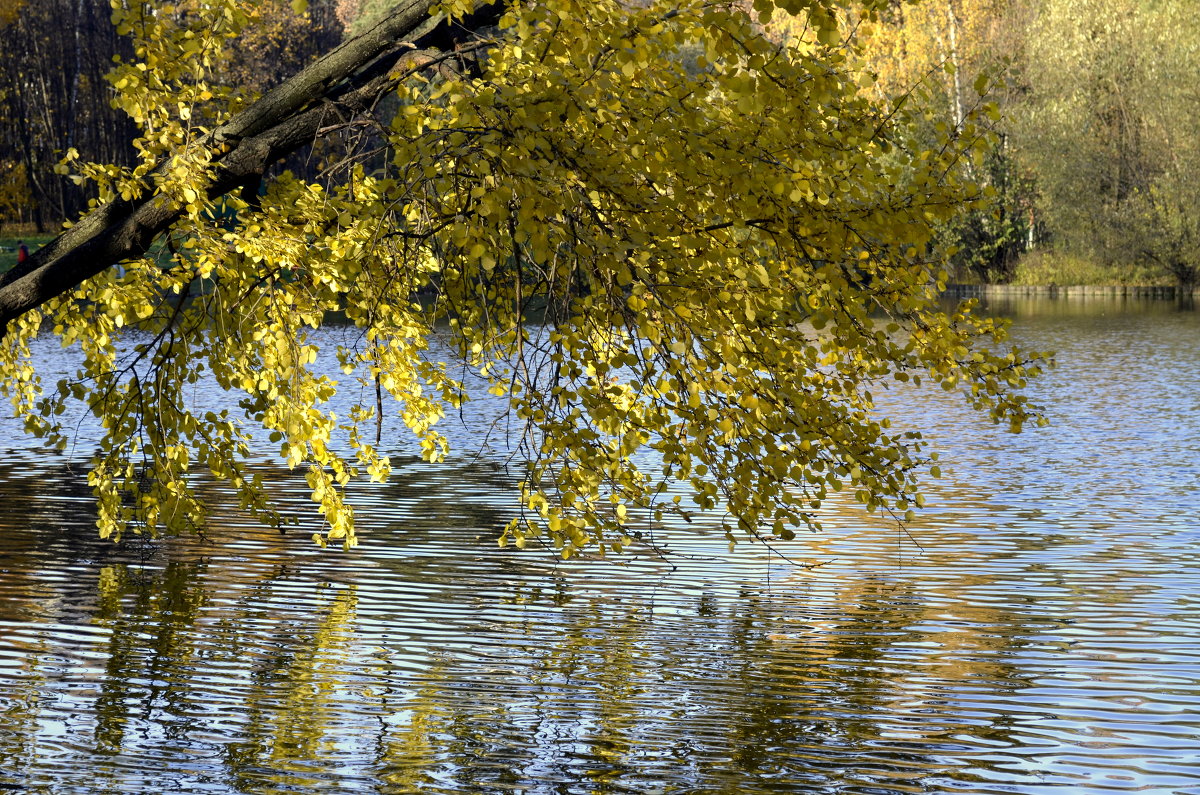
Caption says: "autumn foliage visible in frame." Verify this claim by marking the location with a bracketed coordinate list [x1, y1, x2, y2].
[0, 0, 1046, 554]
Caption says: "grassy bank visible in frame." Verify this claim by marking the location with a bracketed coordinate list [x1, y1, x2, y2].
[0, 234, 53, 273]
[1007, 250, 1172, 287]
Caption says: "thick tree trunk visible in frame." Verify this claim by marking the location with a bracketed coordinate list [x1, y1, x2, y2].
[0, 0, 503, 335]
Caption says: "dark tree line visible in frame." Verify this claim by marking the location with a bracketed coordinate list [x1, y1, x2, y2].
[0, 0, 345, 232]
[1, 0, 137, 230]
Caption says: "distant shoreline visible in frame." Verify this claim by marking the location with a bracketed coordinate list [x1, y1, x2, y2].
[943, 284, 1197, 300]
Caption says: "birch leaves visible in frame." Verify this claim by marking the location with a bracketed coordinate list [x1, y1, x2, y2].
[3, 0, 1045, 553]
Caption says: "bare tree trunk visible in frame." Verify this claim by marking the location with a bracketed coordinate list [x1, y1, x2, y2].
[945, 0, 965, 133]
[67, 0, 87, 152]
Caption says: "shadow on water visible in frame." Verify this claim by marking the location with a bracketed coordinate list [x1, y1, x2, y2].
[1, 297, 1200, 793]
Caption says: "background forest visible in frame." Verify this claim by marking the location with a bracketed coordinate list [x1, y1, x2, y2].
[2, 0, 1197, 287]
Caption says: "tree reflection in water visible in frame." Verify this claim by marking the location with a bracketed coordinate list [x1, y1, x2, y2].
[1, 460, 1055, 794]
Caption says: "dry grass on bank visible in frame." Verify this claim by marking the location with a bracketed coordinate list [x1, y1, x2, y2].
[1009, 250, 1170, 287]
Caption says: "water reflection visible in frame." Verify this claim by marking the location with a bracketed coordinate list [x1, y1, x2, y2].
[1, 298, 1199, 793]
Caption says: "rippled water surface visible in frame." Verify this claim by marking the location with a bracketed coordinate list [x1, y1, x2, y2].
[1, 297, 1198, 794]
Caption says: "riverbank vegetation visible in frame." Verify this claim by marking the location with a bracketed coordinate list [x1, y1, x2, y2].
[839, 0, 1200, 289]
[1007, 252, 1170, 288]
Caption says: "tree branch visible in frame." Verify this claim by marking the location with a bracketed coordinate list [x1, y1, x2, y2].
[0, 0, 505, 335]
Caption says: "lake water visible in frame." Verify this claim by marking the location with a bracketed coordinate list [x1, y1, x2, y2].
[1, 296, 1198, 794]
